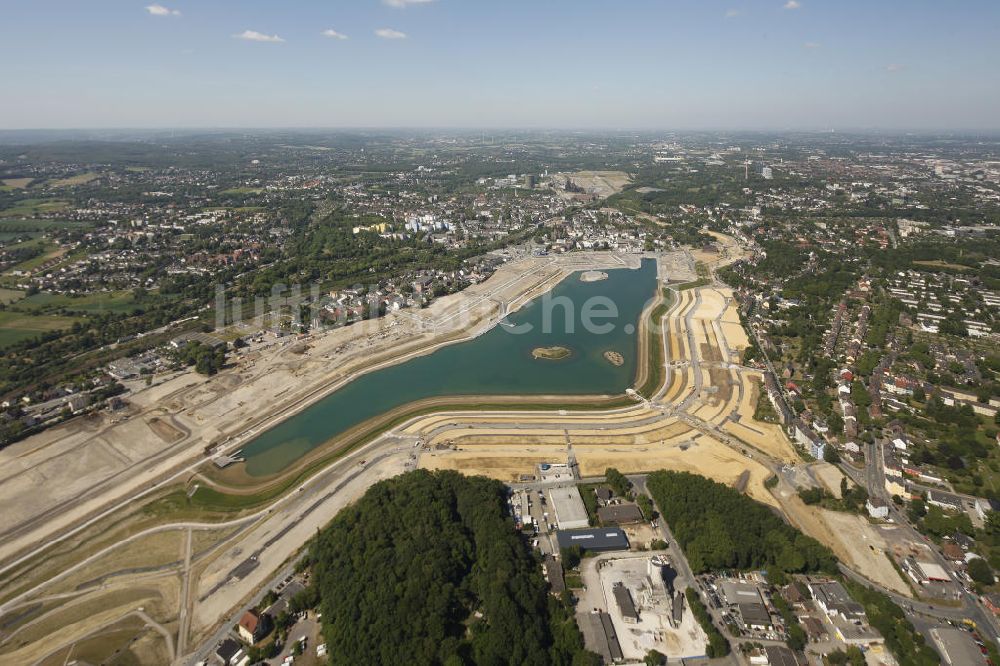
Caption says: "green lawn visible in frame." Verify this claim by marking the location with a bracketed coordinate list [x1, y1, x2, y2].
[219, 187, 263, 196]
[0, 288, 25, 305]
[47, 172, 99, 187]
[0, 218, 92, 231]
[0, 199, 70, 218]
[0, 311, 79, 348]
[0, 231, 43, 242]
[3, 242, 63, 274]
[678, 278, 709, 291]
[16, 290, 138, 314]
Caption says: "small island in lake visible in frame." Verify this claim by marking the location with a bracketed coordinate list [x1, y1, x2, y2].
[532, 346, 572, 361]
[603, 350, 624, 366]
[580, 270, 609, 282]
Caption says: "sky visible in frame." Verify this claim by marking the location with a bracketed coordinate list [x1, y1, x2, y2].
[1, 0, 998, 130]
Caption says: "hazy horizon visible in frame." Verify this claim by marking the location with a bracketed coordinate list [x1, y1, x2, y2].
[2, 0, 999, 131]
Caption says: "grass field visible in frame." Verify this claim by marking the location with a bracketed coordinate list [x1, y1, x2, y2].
[16, 290, 138, 314]
[3, 242, 64, 275]
[0, 218, 91, 231]
[48, 172, 100, 187]
[220, 187, 263, 195]
[636, 289, 673, 398]
[0, 311, 78, 348]
[0, 288, 25, 305]
[0, 178, 33, 192]
[676, 277, 710, 291]
[0, 231, 43, 242]
[913, 259, 976, 273]
[0, 199, 70, 218]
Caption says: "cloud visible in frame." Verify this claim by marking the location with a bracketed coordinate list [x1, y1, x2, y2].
[724, 8, 741, 18]
[375, 28, 407, 39]
[322, 29, 349, 40]
[233, 30, 285, 43]
[146, 4, 180, 16]
[784, 0, 801, 9]
[886, 63, 904, 72]
[803, 41, 821, 48]
[383, 0, 435, 7]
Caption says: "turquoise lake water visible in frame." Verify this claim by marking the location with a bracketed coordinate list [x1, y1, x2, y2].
[240, 258, 657, 475]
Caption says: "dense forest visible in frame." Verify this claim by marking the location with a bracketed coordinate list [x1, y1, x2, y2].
[308, 470, 598, 666]
[645, 471, 836, 574]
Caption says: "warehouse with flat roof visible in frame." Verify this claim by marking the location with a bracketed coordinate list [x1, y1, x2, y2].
[597, 503, 644, 525]
[548, 486, 590, 530]
[556, 528, 629, 553]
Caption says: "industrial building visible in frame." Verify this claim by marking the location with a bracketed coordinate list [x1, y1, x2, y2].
[901, 557, 951, 585]
[556, 528, 629, 553]
[543, 556, 565, 594]
[613, 582, 640, 623]
[763, 645, 798, 666]
[720, 580, 771, 631]
[579, 611, 623, 664]
[807, 580, 866, 623]
[548, 486, 590, 530]
[597, 503, 644, 525]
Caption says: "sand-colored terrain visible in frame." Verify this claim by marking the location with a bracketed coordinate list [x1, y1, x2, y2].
[772, 482, 911, 596]
[554, 170, 631, 200]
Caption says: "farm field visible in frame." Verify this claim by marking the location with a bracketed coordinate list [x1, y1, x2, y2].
[0, 311, 78, 348]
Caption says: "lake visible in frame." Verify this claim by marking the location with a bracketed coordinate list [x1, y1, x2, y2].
[241, 258, 658, 475]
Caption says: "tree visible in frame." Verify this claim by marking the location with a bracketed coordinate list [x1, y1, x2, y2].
[647, 471, 836, 574]
[308, 470, 595, 665]
[968, 558, 995, 585]
[824, 445, 841, 464]
[604, 467, 631, 498]
[644, 649, 666, 665]
[828, 412, 844, 435]
[786, 622, 806, 651]
[561, 546, 582, 570]
[686, 588, 730, 657]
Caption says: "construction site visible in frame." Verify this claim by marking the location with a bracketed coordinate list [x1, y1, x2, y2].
[0, 236, 912, 664]
[578, 553, 707, 661]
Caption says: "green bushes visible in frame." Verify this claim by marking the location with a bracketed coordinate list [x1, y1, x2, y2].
[841, 578, 940, 666]
[685, 588, 730, 657]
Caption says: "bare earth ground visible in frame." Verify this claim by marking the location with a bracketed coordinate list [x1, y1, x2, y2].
[772, 482, 911, 596]
[554, 170, 631, 200]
